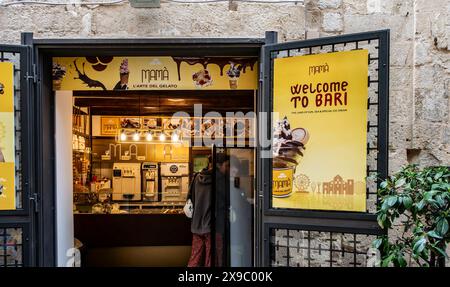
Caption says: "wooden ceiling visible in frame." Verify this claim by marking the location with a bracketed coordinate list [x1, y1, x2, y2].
[73, 90, 255, 116]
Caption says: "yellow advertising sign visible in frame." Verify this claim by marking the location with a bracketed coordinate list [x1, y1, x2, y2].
[0, 62, 16, 210]
[53, 57, 258, 91]
[272, 50, 368, 212]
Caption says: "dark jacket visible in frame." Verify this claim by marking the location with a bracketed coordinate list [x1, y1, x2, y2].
[188, 168, 213, 234]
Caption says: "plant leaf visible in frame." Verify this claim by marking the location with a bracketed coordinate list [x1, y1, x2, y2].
[395, 178, 406, 188]
[397, 256, 407, 267]
[403, 196, 413, 209]
[372, 238, 383, 249]
[436, 218, 449, 236]
[433, 246, 449, 259]
[413, 237, 426, 254]
[377, 213, 387, 229]
[387, 196, 398, 207]
[416, 199, 426, 211]
[427, 230, 443, 239]
[434, 172, 443, 180]
[381, 254, 395, 267]
[380, 181, 388, 189]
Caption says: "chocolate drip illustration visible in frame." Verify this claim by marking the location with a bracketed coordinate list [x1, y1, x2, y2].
[171, 57, 257, 81]
[73, 60, 107, 90]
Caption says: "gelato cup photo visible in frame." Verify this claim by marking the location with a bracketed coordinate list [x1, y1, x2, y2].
[273, 167, 295, 197]
[192, 69, 212, 88]
[272, 117, 310, 198]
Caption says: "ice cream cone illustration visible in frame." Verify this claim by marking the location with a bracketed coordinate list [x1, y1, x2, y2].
[52, 63, 66, 90]
[272, 117, 310, 198]
[118, 59, 129, 90]
[226, 62, 241, 90]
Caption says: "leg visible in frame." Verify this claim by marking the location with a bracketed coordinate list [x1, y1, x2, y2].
[188, 233, 204, 267]
[204, 233, 212, 267]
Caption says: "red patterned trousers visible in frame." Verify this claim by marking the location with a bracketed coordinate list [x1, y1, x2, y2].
[188, 233, 211, 267]
[187, 233, 225, 267]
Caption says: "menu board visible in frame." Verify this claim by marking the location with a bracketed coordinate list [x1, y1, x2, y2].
[272, 50, 368, 212]
[0, 62, 15, 210]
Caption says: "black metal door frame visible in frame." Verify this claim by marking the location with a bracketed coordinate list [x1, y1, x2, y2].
[28, 34, 267, 266]
[0, 38, 36, 266]
[259, 30, 390, 266]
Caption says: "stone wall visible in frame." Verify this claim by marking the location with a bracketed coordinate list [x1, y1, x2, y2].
[1, 0, 447, 169]
[0, 0, 448, 267]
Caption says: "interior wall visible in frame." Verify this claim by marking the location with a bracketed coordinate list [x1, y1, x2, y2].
[55, 90, 75, 267]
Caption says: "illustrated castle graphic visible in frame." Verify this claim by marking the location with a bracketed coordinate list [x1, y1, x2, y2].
[322, 175, 354, 195]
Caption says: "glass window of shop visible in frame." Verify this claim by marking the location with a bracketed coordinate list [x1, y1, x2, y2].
[53, 56, 258, 267]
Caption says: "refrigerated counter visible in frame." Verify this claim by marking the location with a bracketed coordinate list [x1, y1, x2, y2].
[74, 213, 192, 267]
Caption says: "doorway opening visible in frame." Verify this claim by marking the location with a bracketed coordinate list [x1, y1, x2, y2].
[53, 56, 258, 267]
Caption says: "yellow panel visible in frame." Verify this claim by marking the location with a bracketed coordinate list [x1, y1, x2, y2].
[272, 50, 368, 212]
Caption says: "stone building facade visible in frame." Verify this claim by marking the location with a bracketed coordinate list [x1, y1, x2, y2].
[0, 0, 448, 267]
[1, 0, 448, 170]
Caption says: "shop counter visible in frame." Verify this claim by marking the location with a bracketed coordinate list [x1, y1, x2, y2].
[74, 213, 192, 266]
[74, 213, 192, 247]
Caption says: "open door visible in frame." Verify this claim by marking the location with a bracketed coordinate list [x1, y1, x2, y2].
[0, 42, 36, 266]
[212, 146, 255, 267]
[256, 30, 389, 267]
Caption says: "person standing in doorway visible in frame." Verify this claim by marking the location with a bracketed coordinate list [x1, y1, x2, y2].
[187, 155, 213, 267]
[214, 153, 230, 267]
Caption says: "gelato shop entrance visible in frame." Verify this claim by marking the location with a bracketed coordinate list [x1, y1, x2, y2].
[54, 53, 258, 267]
[0, 30, 389, 267]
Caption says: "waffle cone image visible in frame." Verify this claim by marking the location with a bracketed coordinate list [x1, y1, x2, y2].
[273, 118, 310, 198]
[53, 79, 62, 90]
[120, 73, 129, 86]
[229, 77, 238, 89]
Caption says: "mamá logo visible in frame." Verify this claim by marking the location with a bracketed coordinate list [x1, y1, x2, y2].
[274, 172, 291, 189]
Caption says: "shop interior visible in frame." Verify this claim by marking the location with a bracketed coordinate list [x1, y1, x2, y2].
[63, 87, 256, 267]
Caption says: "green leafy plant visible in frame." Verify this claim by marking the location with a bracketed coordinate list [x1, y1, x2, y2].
[372, 165, 450, 267]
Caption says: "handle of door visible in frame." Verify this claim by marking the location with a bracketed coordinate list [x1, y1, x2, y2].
[29, 193, 39, 213]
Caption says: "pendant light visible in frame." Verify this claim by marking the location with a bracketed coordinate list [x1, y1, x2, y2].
[120, 130, 127, 141]
[133, 131, 140, 141]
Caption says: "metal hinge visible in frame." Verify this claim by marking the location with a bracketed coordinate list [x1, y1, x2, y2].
[29, 192, 39, 213]
[25, 64, 37, 83]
